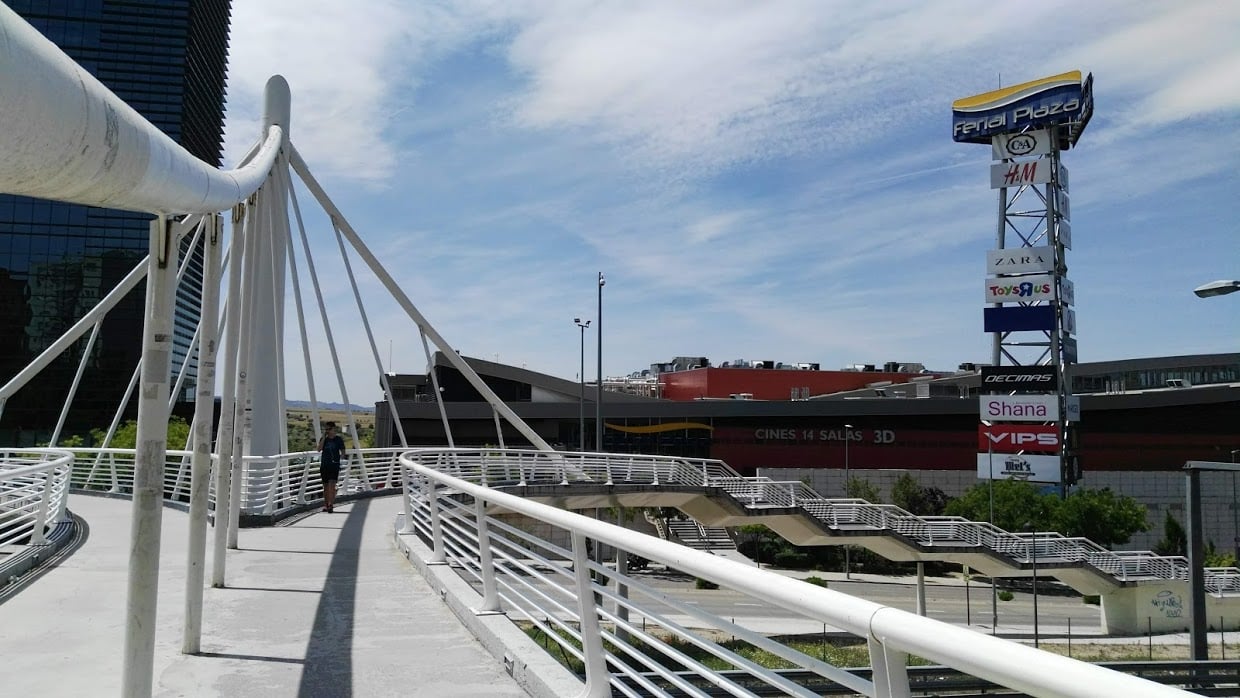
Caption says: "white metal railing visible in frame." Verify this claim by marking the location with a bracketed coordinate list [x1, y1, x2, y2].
[0, 449, 74, 549]
[398, 448, 1195, 698]
[66, 446, 404, 515]
[50, 444, 1240, 592]
[393, 448, 1239, 594]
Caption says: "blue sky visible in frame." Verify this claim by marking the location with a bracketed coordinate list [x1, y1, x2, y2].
[221, 1, 1239, 404]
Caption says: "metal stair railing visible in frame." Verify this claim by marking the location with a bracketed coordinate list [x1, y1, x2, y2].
[398, 448, 1198, 698]
[397, 448, 1237, 592]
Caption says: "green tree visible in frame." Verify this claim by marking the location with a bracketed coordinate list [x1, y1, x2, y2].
[86, 416, 192, 450]
[845, 476, 881, 503]
[1053, 487, 1148, 547]
[891, 473, 951, 516]
[1154, 511, 1187, 557]
[944, 479, 1056, 533]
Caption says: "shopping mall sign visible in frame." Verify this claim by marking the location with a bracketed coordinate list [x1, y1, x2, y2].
[976, 453, 1061, 483]
[952, 70, 1094, 145]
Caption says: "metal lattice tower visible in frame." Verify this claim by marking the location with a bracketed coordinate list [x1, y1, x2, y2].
[954, 71, 1094, 490]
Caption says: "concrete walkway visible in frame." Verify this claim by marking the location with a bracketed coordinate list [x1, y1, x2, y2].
[0, 493, 526, 697]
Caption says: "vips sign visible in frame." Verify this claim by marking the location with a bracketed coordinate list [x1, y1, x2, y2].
[980, 394, 1059, 422]
[976, 453, 1061, 483]
[978, 424, 1059, 453]
[980, 365, 1058, 392]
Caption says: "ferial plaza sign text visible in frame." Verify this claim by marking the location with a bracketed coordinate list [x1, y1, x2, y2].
[952, 71, 1094, 145]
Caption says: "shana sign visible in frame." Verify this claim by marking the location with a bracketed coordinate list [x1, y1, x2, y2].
[979, 394, 1059, 422]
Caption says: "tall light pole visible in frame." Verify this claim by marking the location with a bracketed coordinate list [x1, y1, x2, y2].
[595, 272, 605, 453]
[1025, 523, 1040, 648]
[1233, 449, 1240, 561]
[983, 420, 998, 633]
[574, 318, 590, 451]
[844, 423, 853, 580]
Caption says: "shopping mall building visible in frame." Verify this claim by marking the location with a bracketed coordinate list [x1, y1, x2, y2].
[375, 352, 1240, 551]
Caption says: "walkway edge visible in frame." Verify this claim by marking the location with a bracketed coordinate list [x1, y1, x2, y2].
[392, 515, 583, 698]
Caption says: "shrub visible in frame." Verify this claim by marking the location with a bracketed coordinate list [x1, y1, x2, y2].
[998, 590, 1014, 602]
[1082, 595, 1100, 606]
[803, 576, 828, 588]
[773, 550, 810, 569]
[695, 578, 719, 590]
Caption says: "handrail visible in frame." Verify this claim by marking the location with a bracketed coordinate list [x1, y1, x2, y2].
[395, 447, 1239, 594]
[0, 449, 74, 547]
[41, 444, 1240, 592]
[0, 5, 283, 214]
[399, 449, 1195, 698]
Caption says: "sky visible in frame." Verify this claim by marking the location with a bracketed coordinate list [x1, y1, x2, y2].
[221, 0, 1240, 405]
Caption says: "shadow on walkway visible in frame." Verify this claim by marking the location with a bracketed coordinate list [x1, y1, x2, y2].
[297, 499, 368, 697]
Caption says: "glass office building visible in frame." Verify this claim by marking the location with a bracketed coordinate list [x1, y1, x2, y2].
[0, 0, 232, 444]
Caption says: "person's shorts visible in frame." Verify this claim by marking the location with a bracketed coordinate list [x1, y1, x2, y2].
[320, 463, 341, 483]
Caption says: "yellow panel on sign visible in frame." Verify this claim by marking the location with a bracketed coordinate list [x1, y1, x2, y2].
[952, 70, 1083, 112]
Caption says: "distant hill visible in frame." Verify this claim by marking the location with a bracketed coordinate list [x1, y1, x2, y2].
[286, 400, 374, 413]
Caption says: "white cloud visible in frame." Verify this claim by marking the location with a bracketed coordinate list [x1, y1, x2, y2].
[225, 0, 425, 181]
[220, 0, 1240, 402]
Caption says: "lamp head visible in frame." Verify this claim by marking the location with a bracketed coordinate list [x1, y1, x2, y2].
[1194, 280, 1240, 298]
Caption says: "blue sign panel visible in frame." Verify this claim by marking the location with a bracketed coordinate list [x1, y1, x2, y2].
[952, 71, 1093, 145]
[983, 305, 1056, 333]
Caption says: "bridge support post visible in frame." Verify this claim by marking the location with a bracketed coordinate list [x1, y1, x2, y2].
[212, 203, 247, 587]
[473, 497, 502, 614]
[428, 477, 447, 564]
[572, 531, 611, 698]
[867, 635, 911, 698]
[399, 467, 416, 534]
[1187, 467, 1208, 661]
[915, 562, 926, 616]
[184, 214, 222, 653]
[30, 468, 54, 545]
[121, 216, 179, 698]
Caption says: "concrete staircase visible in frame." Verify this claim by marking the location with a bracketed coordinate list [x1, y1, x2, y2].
[666, 518, 735, 552]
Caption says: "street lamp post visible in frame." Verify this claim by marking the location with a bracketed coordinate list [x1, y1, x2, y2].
[1025, 523, 1040, 648]
[595, 273, 604, 453]
[844, 423, 853, 580]
[1233, 449, 1240, 561]
[982, 420, 998, 633]
[574, 318, 590, 451]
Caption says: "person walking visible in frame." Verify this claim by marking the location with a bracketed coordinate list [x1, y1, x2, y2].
[318, 421, 346, 513]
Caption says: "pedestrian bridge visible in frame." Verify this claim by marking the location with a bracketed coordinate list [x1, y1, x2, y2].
[0, 7, 1211, 696]
[0, 444, 1225, 697]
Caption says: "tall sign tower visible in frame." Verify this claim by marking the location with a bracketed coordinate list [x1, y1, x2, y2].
[953, 71, 1094, 491]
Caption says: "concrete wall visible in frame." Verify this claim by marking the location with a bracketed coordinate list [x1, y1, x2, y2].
[762, 467, 1240, 555]
[1102, 581, 1240, 634]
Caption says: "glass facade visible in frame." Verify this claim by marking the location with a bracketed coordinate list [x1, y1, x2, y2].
[0, 0, 231, 444]
[1072, 359, 1240, 393]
